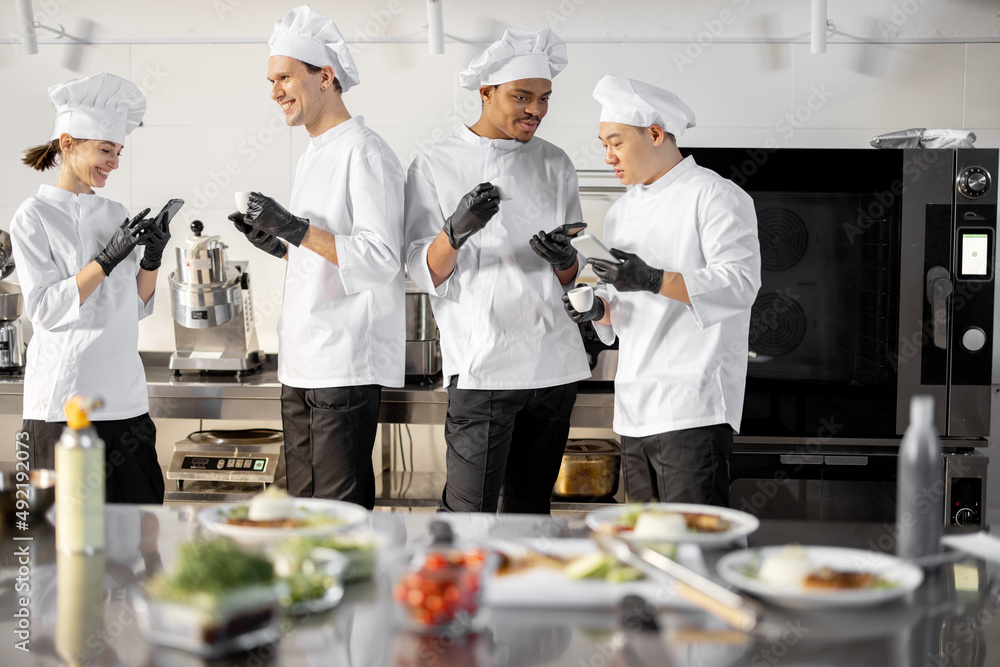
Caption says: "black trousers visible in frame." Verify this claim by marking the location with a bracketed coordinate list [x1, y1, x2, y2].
[622, 424, 733, 507]
[21, 413, 165, 504]
[280, 384, 381, 510]
[442, 381, 578, 514]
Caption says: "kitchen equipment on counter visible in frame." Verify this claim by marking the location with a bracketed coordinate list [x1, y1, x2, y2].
[552, 439, 620, 500]
[0, 281, 26, 372]
[168, 220, 265, 376]
[164, 429, 285, 503]
[404, 280, 441, 378]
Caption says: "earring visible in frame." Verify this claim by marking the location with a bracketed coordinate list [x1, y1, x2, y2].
[321, 86, 326, 92]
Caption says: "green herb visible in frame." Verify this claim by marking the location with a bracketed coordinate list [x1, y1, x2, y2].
[148, 538, 274, 603]
[223, 505, 249, 520]
[735, 550, 761, 579]
[616, 504, 645, 529]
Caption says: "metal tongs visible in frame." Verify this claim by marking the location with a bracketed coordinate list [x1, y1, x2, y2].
[592, 532, 759, 632]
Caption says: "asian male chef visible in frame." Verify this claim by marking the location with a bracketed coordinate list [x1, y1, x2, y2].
[229, 5, 405, 510]
[564, 75, 761, 507]
[404, 28, 591, 514]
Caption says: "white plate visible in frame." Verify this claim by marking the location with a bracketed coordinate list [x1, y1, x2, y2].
[584, 503, 760, 546]
[716, 546, 924, 609]
[484, 538, 701, 610]
[197, 498, 369, 545]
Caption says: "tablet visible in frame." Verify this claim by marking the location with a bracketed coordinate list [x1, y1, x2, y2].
[570, 234, 621, 263]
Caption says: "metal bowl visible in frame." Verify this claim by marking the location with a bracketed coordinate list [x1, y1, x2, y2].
[0, 282, 23, 321]
[0, 230, 13, 280]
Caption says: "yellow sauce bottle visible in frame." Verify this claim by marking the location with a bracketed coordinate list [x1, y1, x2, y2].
[55, 396, 104, 555]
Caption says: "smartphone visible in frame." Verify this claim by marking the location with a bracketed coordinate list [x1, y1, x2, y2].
[564, 222, 587, 237]
[155, 198, 185, 226]
[570, 233, 621, 263]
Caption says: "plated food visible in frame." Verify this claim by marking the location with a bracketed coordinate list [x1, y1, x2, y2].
[586, 503, 759, 545]
[716, 545, 924, 609]
[198, 490, 369, 545]
[133, 538, 284, 657]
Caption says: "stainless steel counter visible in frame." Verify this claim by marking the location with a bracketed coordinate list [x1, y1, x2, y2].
[3, 506, 999, 667]
[0, 352, 617, 427]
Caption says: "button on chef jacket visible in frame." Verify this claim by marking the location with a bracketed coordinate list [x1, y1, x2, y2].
[279, 116, 405, 389]
[10, 185, 154, 422]
[594, 156, 761, 437]
[405, 126, 590, 389]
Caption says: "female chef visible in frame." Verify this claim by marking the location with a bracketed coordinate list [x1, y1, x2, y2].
[10, 72, 169, 504]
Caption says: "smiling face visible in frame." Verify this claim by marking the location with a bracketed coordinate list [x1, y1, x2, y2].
[599, 122, 678, 186]
[58, 135, 122, 194]
[474, 78, 551, 142]
[267, 55, 329, 134]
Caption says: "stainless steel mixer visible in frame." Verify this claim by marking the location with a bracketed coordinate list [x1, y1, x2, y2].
[167, 221, 265, 375]
[0, 231, 26, 372]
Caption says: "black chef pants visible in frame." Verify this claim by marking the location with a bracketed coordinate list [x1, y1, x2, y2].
[442, 381, 577, 514]
[21, 413, 165, 504]
[622, 424, 733, 508]
[280, 384, 381, 510]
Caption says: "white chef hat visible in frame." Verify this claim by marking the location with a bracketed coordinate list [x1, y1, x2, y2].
[593, 74, 696, 138]
[268, 4, 360, 92]
[48, 73, 146, 146]
[459, 28, 568, 90]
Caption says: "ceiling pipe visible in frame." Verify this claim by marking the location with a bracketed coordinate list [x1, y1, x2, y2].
[14, 0, 37, 54]
[811, 0, 827, 54]
[427, 0, 444, 55]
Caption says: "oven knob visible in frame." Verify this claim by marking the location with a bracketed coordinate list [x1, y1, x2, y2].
[958, 166, 991, 198]
[954, 507, 976, 526]
[961, 327, 987, 352]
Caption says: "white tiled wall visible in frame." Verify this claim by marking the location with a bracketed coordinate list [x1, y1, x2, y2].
[1, 1, 999, 502]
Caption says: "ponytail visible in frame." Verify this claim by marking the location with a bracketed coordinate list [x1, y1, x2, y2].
[21, 139, 61, 171]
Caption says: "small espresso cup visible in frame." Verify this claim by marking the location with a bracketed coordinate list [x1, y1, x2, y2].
[567, 285, 595, 312]
[234, 191, 252, 215]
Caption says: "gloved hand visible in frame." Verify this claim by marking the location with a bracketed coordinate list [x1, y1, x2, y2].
[444, 183, 500, 249]
[245, 192, 309, 247]
[229, 212, 287, 259]
[589, 249, 663, 293]
[529, 222, 586, 271]
[139, 206, 172, 271]
[561, 284, 606, 323]
[95, 208, 153, 276]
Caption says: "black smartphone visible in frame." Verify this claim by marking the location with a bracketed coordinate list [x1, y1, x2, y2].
[564, 222, 588, 236]
[155, 198, 185, 226]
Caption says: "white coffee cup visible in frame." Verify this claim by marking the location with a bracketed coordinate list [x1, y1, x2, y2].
[568, 285, 595, 312]
[234, 191, 252, 215]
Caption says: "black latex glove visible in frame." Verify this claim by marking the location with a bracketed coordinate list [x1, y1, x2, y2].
[95, 208, 153, 276]
[139, 207, 172, 271]
[560, 284, 606, 323]
[589, 248, 663, 293]
[229, 212, 287, 259]
[529, 222, 587, 271]
[245, 192, 309, 247]
[444, 183, 500, 249]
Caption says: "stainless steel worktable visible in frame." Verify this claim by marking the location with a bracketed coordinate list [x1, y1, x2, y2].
[2, 507, 998, 667]
[0, 352, 617, 427]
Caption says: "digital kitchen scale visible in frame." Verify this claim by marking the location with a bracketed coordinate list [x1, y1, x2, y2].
[164, 429, 285, 503]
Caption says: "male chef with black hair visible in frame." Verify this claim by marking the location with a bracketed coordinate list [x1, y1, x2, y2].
[229, 5, 405, 509]
[564, 75, 761, 507]
[404, 28, 590, 514]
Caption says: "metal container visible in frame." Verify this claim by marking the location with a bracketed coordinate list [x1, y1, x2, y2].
[0, 230, 14, 280]
[0, 318, 26, 369]
[553, 439, 620, 499]
[405, 282, 437, 341]
[175, 241, 227, 286]
[0, 282, 23, 322]
[168, 273, 241, 329]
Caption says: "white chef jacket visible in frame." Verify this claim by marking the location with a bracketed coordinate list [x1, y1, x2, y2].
[10, 185, 154, 422]
[594, 156, 760, 437]
[404, 126, 590, 390]
[278, 116, 405, 389]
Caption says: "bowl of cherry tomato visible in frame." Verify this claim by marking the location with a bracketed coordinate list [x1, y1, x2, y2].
[390, 523, 496, 635]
